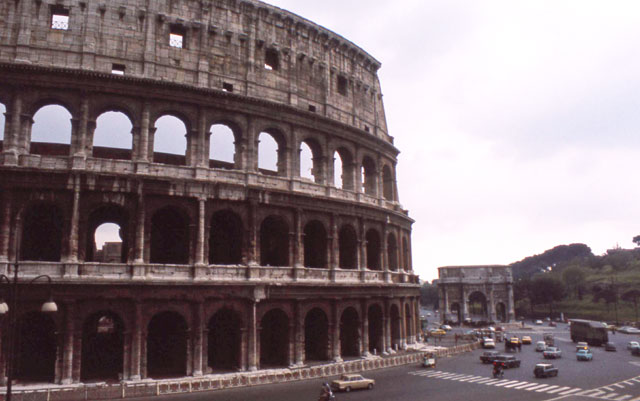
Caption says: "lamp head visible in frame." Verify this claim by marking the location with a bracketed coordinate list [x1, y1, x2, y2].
[41, 299, 58, 313]
[0, 301, 8, 314]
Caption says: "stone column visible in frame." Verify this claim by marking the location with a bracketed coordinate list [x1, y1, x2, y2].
[192, 301, 204, 376]
[3, 92, 21, 161]
[134, 186, 145, 265]
[293, 208, 303, 269]
[17, 114, 33, 157]
[507, 283, 515, 322]
[66, 175, 81, 264]
[359, 218, 367, 273]
[239, 327, 248, 371]
[382, 224, 389, 279]
[74, 96, 89, 156]
[196, 108, 208, 167]
[293, 302, 304, 366]
[400, 299, 407, 348]
[0, 192, 11, 263]
[61, 302, 75, 384]
[245, 199, 258, 269]
[281, 145, 292, 178]
[247, 301, 258, 371]
[442, 287, 450, 323]
[194, 197, 206, 275]
[329, 213, 338, 280]
[137, 102, 151, 163]
[462, 288, 469, 322]
[129, 301, 143, 380]
[414, 299, 421, 342]
[383, 299, 391, 353]
[361, 300, 369, 356]
[331, 301, 342, 362]
[488, 286, 496, 323]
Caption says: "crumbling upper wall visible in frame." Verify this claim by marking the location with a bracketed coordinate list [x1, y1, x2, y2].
[0, 0, 390, 142]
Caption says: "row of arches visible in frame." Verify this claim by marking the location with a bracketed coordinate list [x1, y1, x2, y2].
[0, 101, 397, 200]
[7, 302, 416, 383]
[17, 201, 412, 271]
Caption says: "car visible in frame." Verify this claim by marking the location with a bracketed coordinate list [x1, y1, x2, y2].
[509, 336, 521, 345]
[422, 354, 436, 368]
[543, 347, 562, 359]
[548, 321, 557, 327]
[620, 326, 640, 334]
[576, 349, 593, 361]
[480, 351, 500, 364]
[430, 329, 446, 336]
[534, 363, 558, 378]
[440, 324, 453, 331]
[535, 320, 543, 325]
[492, 354, 521, 368]
[522, 336, 532, 345]
[633, 347, 640, 357]
[605, 342, 617, 352]
[627, 341, 640, 350]
[331, 374, 375, 392]
[535, 341, 547, 352]
[483, 338, 496, 349]
[576, 342, 589, 351]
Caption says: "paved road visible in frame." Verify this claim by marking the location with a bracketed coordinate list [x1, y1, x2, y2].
[128, 324, 640, 401]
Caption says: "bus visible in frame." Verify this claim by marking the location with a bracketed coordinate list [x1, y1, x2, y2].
[569, 319, 608, 346]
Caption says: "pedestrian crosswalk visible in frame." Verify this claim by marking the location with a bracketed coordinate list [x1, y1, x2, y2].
[408, 370, 640, 400]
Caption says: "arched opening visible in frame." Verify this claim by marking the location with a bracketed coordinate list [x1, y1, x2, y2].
[93, 111, 133, 160]
[365, 229, 381, 271]
[81, 312, 124, 382]
[496, 302, 507, 323]
[260, 309, 289, 367]
[368, 304, 383, 354]
[31, 104, 72, 156]
[303, 220, 326, 268]
[147, 311, 188, 378]
[150, 206, 189, 264]
[361, 156, 377, 196]
[0, 102, 6, 150]
[258, 131, 279, 175]
[405, 304, 413, 341]
[450, 302, 461, 324]
[334, 148, 354, 190]
[468, 291, 488, 322]
[153, 115, 187, 166]
[390, 305, 401, 350]
[93, 223, 124, 263]
[382, 165, 394, 201]
[86, 204, 128, 263]
[14, 312, 56, 382]
[299, 141, 314, 181]
[21, 203, 63, 262]
[304, 308, 329, 362]
[387, 233, 398, 271]
[402, 237, 410, 272]
[208, 309, 242, 372]
[209, 123, 236, 169]
[333, 151, 343, 188]
[209, 210, 243, 265]
[260, 216, 289, 267]
[338, 225, 357, 269]
[340, 307, 360, 358]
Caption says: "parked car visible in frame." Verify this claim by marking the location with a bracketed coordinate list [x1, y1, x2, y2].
[535, 341, 547, 352]
[627, 341, 640, 350]
[605, 342, 617, 352]
[576, 349, 593, 361]
[430, 328, 446, 336]
[440, 324, 453, 331]
[619, 326, 640, 334]
[534, 363, 558, 378]
[483, 338, 496, 349]
[633, 347, 640, 356]
[543, 347, 562, 359]
[331, 374, 375, 392]
[492, 354, 521, 368]
[548, 321, 557, 327]
[576, 342, 589, 351]
[535, 320, 543, 325]
[480, 351, 500, 364]
[522, 336, 532, 345]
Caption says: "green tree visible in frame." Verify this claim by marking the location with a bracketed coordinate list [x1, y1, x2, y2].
[561, 265, 587, 299]
[633, 235, 640, 247]
[622, 289, 640, 324]
[420, 282, 440, 309]
[530, 276, 565, 317]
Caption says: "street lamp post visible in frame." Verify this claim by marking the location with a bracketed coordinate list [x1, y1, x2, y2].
[0, 260, 57, 401]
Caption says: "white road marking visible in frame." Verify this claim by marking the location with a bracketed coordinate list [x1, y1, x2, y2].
[600, 393, 620, 400]
[546, 386, 572, 394]
[537, 385, 559, 392]
[525, 384, 550, 391]
[613, 395, 632, 401]
[493, 380, 519, 387]
[503, 381, 529, 388]
[558, 388, 582, 395]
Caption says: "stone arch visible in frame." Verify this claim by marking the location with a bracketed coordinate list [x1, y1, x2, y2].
[468, 291, 488, 321]
[387, 232, 398, 271]
[260, 308, 289, 367]
[147, 311, 188, 378]
[361, 155, 377, 196]
[382, 164, 394, 201]
[496, 302, 507, 323]
[86, 204, 129, 263]
[299, 137, 322, 183]
[208, 308, 242, 371]
[450, 302, 461, 323]
[390, 304, 401, 350]
[21, 202, 63, 262]
[14, 312, 57, 382]
[209, 209, 243, 265]
[338, 224, 357, 269]
[304, 307, 329, 361]
[31, 104, 73, 156]
[368, 304, 383, 354]
[258, 128, 287, 175]
[303, 220, 327, 268]
[365, 228, 381, 270]
[260, 215, 289, 267]
[209, 122, 237, 169]
[93, 111, 133, 160]
[152, 114, 187, 166]
[150, 206, 190, 264]
[81, 311, 125, 381]
[334, 147, 354, 190]
[340, 307, 360, 357]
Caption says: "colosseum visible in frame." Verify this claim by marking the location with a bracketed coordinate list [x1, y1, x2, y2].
[0, 0, 419, 387]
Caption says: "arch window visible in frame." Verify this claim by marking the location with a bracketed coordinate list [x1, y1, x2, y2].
[303, 220, 327, 268]
[209, 210, 243, 265]
[340, 307, 360, 357]
[21, 203, 63, 262]
[93, 111, 133, 160]
[0, 102, 6, 149]
[208, 309, 242, 371]
[299, 141, 314, 181]
[338, 225, 357, 269]
[361, 156, 377, 196]
[147, 311, 188, 378]
[468, 292, 488, 321]
[387, 233, 398, 271]
[150, 206, 189, 264]
[333, 151, 343, 188]
[382, 165, 394, 201]
[365, 229, 381, 271]
[14, 312, 57, 382]
[31, 104, 72, 156]
[93, 223, 124, 263]
[368, 304, 383, 354]
[258, 131, 279, 174]
[260, 309, 289, 367]
[86, 204, 128, 263]
[81, 312, 125, 381]
[304, 308, 329, 361]
[260, 216, 289, 267]
[153, 115, 187, 166]
[209, 124, 236, 169]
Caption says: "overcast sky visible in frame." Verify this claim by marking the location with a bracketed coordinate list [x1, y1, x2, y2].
[265, 0, 640, 281]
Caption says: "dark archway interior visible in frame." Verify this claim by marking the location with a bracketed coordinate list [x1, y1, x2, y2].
[208, 309, 241, 371]
[365, 229, 381, 270]
[340, 307, 359, 357]
[468, 291, 488, 319]
[368, 305, 383, 354]
[304, 308, 329, 361]
[147, 311, 188, 378]
[496, 303, 507, 322]
[209, 210, 243, 265]
[390, 305, 401, 349]
[303, 221, 326, 268]
[81, 312, 124, 381]
[150, 207, 189, 264]
[21, 203, 63, 261]
[260, 309, 289, 367]
[338, 225, 357, 269]
[387, 234, 398, 271]
[450, 303, 461, 323]
[14, 312, 57, 382]
[260, 216, 288, 267]
[86, 205, 129, 263]
[362, 157, 376, 195]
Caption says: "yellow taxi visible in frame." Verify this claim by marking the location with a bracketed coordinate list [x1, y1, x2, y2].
[509, 336, 521, 345]
[522, 336, 532, 345]
[429, 328, 446, 336]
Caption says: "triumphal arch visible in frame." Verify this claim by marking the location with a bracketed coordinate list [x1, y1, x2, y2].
[438, 266, 515, 324]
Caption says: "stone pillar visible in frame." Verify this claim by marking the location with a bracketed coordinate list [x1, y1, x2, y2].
[74, 96, 89, 156]
[61, 302, 75, 384]
[137, 102, 151, 162]
[239, 327, 248, 371]
[488, 286, 496, 323]
[66, 175, 81, 263]
[331, 301, 342, 362]
[246, 199, 258, 267]
[293, 302, 304, 366]
[281, 145, 292, 178]
[129, 301, 142, 380]
[0, 192, 11, 263]
[361, 300, 369, 356]
[192, 301, 204, 376]
[383, 299, 391, 353]
[3, 92, 22, 163]
[293, 208, 303, 269]
[414, 299, 421, 342]
[462, 288, 469, 322]
[359, 218, 367, 272]
[400, 299, 407, 348]
[507, 283, 515, 322]
[196, 108, 208, 167]
[195, 197, 206, 270]
[247, 301, 258, 371]
[134, 187, 145, 264]
[382, 224, 389, 276]
[442, 287, 450, 323]
[17, 114, 33, 157]
[329, 213, 338, 279]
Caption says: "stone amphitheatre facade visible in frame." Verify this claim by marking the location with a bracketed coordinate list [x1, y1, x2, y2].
[0, 0, 419, 385]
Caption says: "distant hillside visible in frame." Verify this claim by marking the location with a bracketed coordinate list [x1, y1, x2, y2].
[510, 243, 593, 279]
